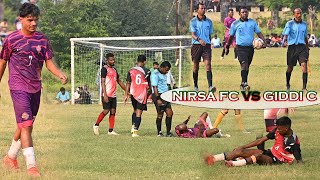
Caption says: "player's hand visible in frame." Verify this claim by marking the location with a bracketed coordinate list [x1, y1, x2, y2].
[103, 95, 109, 103]
[284, 41, 288, 47]
[124, 95, 128, 104]
[199, 39, 206, 46]
[59, 73, 67, 85]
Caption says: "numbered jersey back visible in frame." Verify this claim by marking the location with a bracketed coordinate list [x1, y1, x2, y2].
[129, 67, 149, 104]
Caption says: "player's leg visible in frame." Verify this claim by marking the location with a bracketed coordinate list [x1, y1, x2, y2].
[298, 45, 309, 90]
[3, 128, 21, 170]
[131, 96, 137, 133]
[152, 94, 165, 136]
[93, 97, 110, 135]
[213, 109, 229, 128]
[286, 45, 298, 91]
[221, 48, 225, 60]
[237, 46, 250, 90]
[132, 101, 147, 137]
[234, 109, 249, 133]
[203, 45, 216, 93]
[225, 153, 273, 167]
[191, 44, 202, 91]
[234, 47, 238, 60]
[164, 102, 174, 137]
[205, 128, 219, 137]
[108, 98, 118, 135]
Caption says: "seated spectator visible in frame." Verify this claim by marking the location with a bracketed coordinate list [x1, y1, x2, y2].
[56, 87, 71, 103]
[265, 35, 271, 47]
[0, 19, 8, 33]
[211, 34, 221, 48]
[271, 34, 282, 47]
[75, 86, 92, 104]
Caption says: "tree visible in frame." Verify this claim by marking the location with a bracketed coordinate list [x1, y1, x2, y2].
[256, 0, 282, 28]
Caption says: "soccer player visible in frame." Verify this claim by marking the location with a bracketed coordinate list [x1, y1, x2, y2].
[221, 9, 237, 61]
[190, 3, 216, 93]
[93, 53, 126, 136]
[225, 7, 266, 91]
[213, 109, 249, 133]
[0, 3, 67, 177]
[175, 112, 220, 138]
[282, 8, 309, 91]
[151, 61, 173, 137]
[124, 55, 151, 137]
[204, 117, 302, 167]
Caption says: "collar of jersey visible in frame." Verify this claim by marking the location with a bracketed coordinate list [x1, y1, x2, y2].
[197, 15, 206, 21]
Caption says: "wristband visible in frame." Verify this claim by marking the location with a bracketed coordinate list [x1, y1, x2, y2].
[196, 37, 200, 41]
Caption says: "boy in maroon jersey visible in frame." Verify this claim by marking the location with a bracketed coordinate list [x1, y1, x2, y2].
[124, 55, 151, 137]
[93, 53, 126, 135]
[204, 116, 302, 167]
[0, 3, 67, 177]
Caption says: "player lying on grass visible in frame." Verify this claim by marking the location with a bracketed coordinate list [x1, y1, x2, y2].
[175, 112, 221, 138]
[204, 116, 302, 167]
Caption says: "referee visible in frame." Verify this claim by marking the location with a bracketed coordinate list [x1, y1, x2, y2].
[225, 7, 266, 91]
[282, 8, 309, 91]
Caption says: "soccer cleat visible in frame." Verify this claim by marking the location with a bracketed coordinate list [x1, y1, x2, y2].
[132, 130, 139, 137]
[216, 129, 231, 138]
[203, 153, 215, 166]
[93, 125, 100, 135]
[157, 131, 164, 137]
[208, 86, 217, 93]
[194, 87, 199, 92]
[131, 125, 135, 134]
[166, 132, 174, 137]
[108, 131, 119, 135]
[225, 161, 234, 167]
[240, 82, 250, 91]
[234, 57, 238, 61]
[2, 155, 19, 170]
[27, 167, 40, 177]
[220, 56, 224, 60]
[302, 88, 308, 93]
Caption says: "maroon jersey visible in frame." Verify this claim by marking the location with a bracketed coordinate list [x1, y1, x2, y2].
[101, 65, 119, 98]
[127, 66, 150, 104]
[0, 30, 53, 93]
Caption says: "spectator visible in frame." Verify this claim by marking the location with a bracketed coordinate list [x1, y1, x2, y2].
[14, 17, 22, 30]
[211, 34, 221, 48]
[75, 86, 92, 104]
[0, 19, 8, 33]
[271, 34, 282, 47]
[265, 35, 271, 47]
[56, 87, 70, 103]
[150, 61, 159, 73]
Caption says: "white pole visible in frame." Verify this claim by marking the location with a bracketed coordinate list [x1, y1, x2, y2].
[99, 44, 104, 105]
[178, 41, 182, 88]
[70, 40, 75, 104]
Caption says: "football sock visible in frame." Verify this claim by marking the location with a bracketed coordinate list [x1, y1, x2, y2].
[213, 111, 225, 128]
[165, 117, 172, 134]
[22, 147, 36, 169]
[108, 114, 115, 132]
[241, 70, 247, 83]
[230, 159, 247, 166]
[132, 113, 136, 126]
[95, 112, 106, 126]
[213, 153, 226, 161]
[206, 115, 214, 129]
[156, 117, 162, 134]
[234, 48, 238, 59]
[8, 139, 21, 159]
[302, 72, 308, 89]
[135, 117, 141, 130]
[193, 71, 199, 88]
[235, 114, 245, 131]
[221, 48, 225, 57]
[286, 72, 292, 86]
[207, 71, 213, 87]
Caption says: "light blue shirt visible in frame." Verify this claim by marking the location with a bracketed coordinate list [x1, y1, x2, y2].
[229, 19, 261, 46]
[190, 16, 213, 44]
[151, 69, 168, 94]
[56, 91, 70, 102]
[282, 20, 308, 45]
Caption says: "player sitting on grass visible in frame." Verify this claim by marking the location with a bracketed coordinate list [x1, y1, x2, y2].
[204, 116, 302, 167]
[175, 112, 221, 138]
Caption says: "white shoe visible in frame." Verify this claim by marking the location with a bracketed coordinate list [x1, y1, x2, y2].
[108, 131, 119, 135]
[132, 130, 140, 137]
[216, 129, 231, 138]
[93, 125, 99, 135]
[234, 58, 238, 61]
[220, 56, 224, 60]
[131, 125, 135, 134]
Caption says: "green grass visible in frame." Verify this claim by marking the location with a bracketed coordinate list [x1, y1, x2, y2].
[1, 48, 320, 179]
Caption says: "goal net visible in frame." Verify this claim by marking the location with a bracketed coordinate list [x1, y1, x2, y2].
[70, 36, 192, 104]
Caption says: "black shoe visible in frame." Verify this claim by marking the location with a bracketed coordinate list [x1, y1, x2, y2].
[208, 86, 216, 93]
[166, 132, 174, 137]
[240, 82, 250, 91]
[286, 84, 290, 92]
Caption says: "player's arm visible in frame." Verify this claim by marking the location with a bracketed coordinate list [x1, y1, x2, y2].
[238, 136, 269, 149]
[183, 115, 191, 124]
[124, 72, 131, 103]
[225, 35, 234, 55]
[191, 32, 206, 46]
[117, 79, 126, 91]
[45, 59, 67, 84]
[101, 67, 108, 103]
[0, 59, 7, 82]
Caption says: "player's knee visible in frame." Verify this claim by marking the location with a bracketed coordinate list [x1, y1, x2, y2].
[157, 114, 164, 120]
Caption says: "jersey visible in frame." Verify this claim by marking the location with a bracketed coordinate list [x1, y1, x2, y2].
[0, 30, 53, 93]
[126, 66, 150, 104]
[101, 65, 119, 98]
[267, 130, 302, 163]
[224, 16, 236, 38]
[229, 19, 261, 46]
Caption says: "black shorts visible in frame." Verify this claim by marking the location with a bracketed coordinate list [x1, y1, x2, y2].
[152, 94, 172, 113]
[191, 44, 212, 62]
[102, 97, 117, 110]
[236, 45, 254, 66]
[131, 96, 147, 111]
[287, 44, 309, 66]
[263, 149, 282, 164]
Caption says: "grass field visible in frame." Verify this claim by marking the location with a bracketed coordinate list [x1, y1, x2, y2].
[1, 48, 320, 179]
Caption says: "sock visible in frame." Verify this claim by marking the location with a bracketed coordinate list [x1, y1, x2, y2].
[213, 153, 226, 161]
[165, 117, 172, 135]
[241, 70, 247, 83]
[193, 71, 199, 88]
[286, 72, 291, 86]
[135, 117, 141, 130]
[213, 112, 225, 128]
[109, 115, 115, 132]
[206, 115, 213, 129]
[234, 48, 238, 59]
[22, 147, 36, 169]
[95, 112, 106, 126]
[235, 114, 245, 131]
[221, 48, 225, 57]
[302, 72, 308, 89]
[8, 139, 21, 159]
[231, 159, 247, 166]
[156, 117, 162, 134]
[132, 113, 136, 126]
[206, 71, 213, 87]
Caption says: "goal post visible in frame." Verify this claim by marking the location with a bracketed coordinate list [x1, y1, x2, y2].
[70, 36, 192, 104]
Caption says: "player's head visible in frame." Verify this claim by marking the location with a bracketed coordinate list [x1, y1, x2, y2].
[153, 62, 159, 69]
[19, 3, 40, 33]
[228, 9, 234, 17]
[196, 3, 206, 16]
[175, 123, 188, 134]
[276, 116, 291, 135]
[60, 87, 65, 94]
[137, 55, 147, 66]
[293, 8, 302, 22]
[239, 7, 248, 21]
[105, 53, 115, 66]
[159, 61, 171, 74]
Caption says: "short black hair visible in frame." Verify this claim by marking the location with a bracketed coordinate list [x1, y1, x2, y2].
[137, 55, 146, 62]
[276, 116, 291, 127]
[196, 3, 205, 10]
[60, 87, 65, 91]
[160, 61, 171, 69]
[105, 53, 114, 60]
[19, 3, 40, 18]
[228, 9, 234, 12]
[153, 62, 159, 66]
[239, 6, 248, 14]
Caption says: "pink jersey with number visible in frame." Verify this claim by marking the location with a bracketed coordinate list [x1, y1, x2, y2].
[129, 67, 149, 104]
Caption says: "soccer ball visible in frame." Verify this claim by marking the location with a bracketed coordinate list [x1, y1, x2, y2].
[252, 38, 264, 50]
